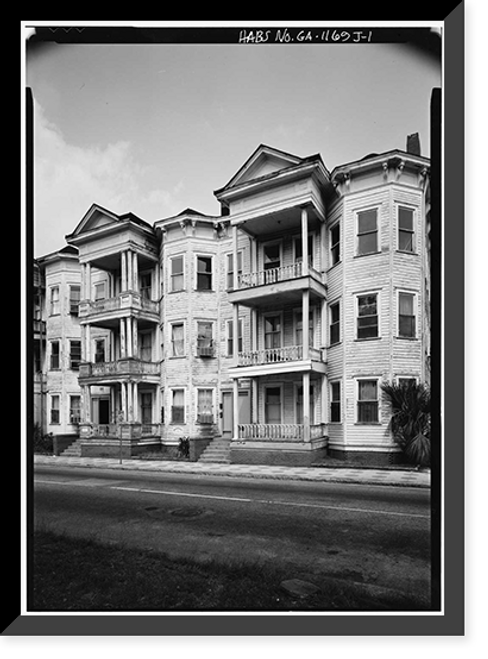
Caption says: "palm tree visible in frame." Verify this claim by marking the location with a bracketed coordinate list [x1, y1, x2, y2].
[381, 380, 431, 467]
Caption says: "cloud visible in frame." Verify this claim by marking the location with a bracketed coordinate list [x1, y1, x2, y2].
[33, 103, 184, 256]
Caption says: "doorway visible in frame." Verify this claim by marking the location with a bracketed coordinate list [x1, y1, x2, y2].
[222, 390, 251, 438]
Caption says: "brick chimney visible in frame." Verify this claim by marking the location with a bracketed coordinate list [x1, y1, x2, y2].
[406, 132, 421, 156]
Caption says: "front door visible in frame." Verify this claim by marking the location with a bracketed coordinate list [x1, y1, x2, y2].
[222, 390, 251, 438]
[99, 398, 110, 425]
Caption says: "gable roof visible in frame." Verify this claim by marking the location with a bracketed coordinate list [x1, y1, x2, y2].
[65, 203, 153, 243]
[215, 144, 307, 193]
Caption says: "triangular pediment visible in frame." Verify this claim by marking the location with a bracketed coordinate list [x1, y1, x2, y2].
[222, 144, 304, 191]
[69, 203, 121, 238]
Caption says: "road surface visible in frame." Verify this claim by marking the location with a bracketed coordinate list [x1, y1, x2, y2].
[33, 465, 433, 605]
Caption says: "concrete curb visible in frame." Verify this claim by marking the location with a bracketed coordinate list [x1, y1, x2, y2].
[33, 455, 431, 488]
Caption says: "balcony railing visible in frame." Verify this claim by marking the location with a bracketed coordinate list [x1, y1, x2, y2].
[79, 292, 159, 317]
[79, 359, 160, 379]
[238, 423, 326, 441]
[236, 262, 323, 290]
[238, 345, 323, 366]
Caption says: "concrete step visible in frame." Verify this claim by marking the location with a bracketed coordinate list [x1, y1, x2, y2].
[198, 439, 231, 463]
[60, 439, 83, 457]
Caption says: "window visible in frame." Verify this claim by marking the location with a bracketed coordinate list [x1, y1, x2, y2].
[141, 392, 152, 424]
[398, 292, 416, 338]
[357, 209, 378, 255]
[50, 286, 60, 315]
[140, 273, 152, 299]
[263, 243, 281, 270]
[265, 387, 281, 424]
[171, 323, 185, 357]
[329, 302, 340, 345]
[94, 282, 106, 301]
[294, 235, 314, 266]
[50, 341, 60, 369]
[330, 223, 340, 265]
[171, 256, 184, 292]
[197, 389, 214, 424]
[69, 285, 80, 315]
[70, 395, 81, 424]
[264, 315, 282, 350]
[50, 395, 60, 424]
[330, 381, 341, 423]
[227, 319, 243, 357]
[227, 252, 243, 290]
[171, 389, 185, 423]
[140, 332, 152, 361]
[296, 384, 315, 425]
[357, 379, 379, 423]
[95, 339, 105, 363]
[398, 377, 417, 387]
[357, 293, 379, 339]
[70, 340, 81, 370]
[295, 310, 314, 349]
[398, 207, 415, 252]
[196, 256, 212, 291]
[197, 322, 213, 357]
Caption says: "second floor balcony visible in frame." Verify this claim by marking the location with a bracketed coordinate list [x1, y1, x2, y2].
[228, 261, 326, 307]
[231, 345, 326, 378]
[79, 358, 160, 384]
[78, 291, 159, 326]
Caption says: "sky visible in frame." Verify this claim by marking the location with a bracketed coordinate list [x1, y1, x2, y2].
[25, 26, 441, 258]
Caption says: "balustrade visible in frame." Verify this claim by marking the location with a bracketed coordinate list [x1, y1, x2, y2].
[238, 423, 325, 440]
[238, 345, 324, 366]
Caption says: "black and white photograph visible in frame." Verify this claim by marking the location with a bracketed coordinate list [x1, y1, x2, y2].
[14, 14, 466, 639]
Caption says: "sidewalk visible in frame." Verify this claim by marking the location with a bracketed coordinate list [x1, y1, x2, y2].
[33, 454, 431, 488]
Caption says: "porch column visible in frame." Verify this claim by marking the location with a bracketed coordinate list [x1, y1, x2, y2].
[133, 318, 138, 358]
[133, 252, 139, 293]
[251, 308, 258, 352]
[85, 385, 91, 423]
[251, 237, 258, 273]
[126, 316, 133, 358]
[302, 289, 310, 361]
[81, 325, 86, 361]
[303, 371, 311, 442]
[320, 220, 326, 273]
[85, 323, 91, 362]
[233, 224, 239, 290]
[121, 382, 127, 421]
[120, 318, 126, 358]
[110, 386, 116, 423]
[134, 382, 139, 422]
[121, 251, 127, 292]
[233, 378, 239, 439]
[321, 374, 328, 425]
[127, 249, 133, 292]
[301, 206, 309, 275]
[252, 378, 258, 424]
[85, 262, 92, 300]
[233, 303, 240, 365]
[81, 264, 86, 300]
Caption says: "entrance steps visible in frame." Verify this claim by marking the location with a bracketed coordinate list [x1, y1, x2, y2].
[198, 438, 231, 463]
[60, 438, 83, 457]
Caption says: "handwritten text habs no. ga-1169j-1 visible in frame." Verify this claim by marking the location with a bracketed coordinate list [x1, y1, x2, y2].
[238, 29, 373, 44]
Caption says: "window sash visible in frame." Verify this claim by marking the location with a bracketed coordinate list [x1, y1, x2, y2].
[263, 244, 280, 270]
[330, 382, 341, 422]
[51, 396, 60, 424]
[357, 209, 378, 255]
[70, 341, 81, 370]
[330, 224, 340, 265]
[357, 380, 379, 423]
[50, 287, 60, 315]
[197, 256, 212, 290]
[357, 295, 378, 339]
[95, 340, 105, 363]
[264, 316, 281, 350]
[69, 286, 80, 315]
[171, 256, 184, 291]
[171, 324, 184, 356]
[140, 333, 152, 361]
[197, 389, 213, 423]
[399, 293, 416, 337]
[70, 396, 81, 423]
[227, 320, 243, 356]
[330, 303, 340, 345]
[171, 390, 185, 423]
[140, 273, 152, 299]
[50, 342, 60, 369]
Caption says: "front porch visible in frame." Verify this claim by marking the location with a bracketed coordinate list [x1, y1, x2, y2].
[78, 422, 162, 457]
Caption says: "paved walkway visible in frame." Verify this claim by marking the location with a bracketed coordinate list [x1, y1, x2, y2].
[33, 454, 431, 488]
